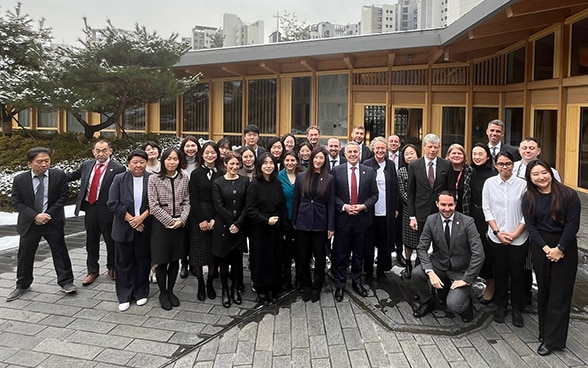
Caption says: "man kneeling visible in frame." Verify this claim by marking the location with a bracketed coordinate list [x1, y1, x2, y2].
[411, 191, 484, 322]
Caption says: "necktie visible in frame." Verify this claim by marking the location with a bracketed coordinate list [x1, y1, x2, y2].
[34, 174, 45, 213]
[491, 146, 497, 158]
[331, 160, 337, 170]
[350, 166, 358, 205]
[444, 219, 451, 245]
[88, 163, 104, 204]
[391, 153, 396, 162]
[428, 161, 435, 189]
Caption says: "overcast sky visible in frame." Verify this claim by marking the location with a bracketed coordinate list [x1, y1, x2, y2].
[4, 0, 371, 45]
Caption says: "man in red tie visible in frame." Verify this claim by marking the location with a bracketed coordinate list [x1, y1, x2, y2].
[331, 142, 378, 301]
[69, 140, 125, 286]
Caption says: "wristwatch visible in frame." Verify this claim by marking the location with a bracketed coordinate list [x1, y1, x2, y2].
[492, 229, 499, 235]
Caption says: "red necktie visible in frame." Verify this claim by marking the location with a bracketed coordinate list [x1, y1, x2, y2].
[88, 164, 104, 204]
[350, 166, 358, 205]
[428, 161, 435, 189]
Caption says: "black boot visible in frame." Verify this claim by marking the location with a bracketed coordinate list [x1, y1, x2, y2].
[197, 276, 205, 301]
[402, 259, 413, 279]
[180, 262, 188, 279]
[231, 284, 242, 305]
[222, 286, 231, 308]
[206, 276, 216, 299]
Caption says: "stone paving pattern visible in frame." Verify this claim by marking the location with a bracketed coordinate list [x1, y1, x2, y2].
[0, 192, 587, 367]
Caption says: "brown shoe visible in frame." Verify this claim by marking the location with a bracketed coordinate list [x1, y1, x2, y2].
[82, 272, 99, 286]
[108, 269, 115, 280]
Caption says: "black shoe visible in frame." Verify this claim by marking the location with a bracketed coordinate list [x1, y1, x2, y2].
[269, 290, 279, 303]
[222, 287, 231, 308]
[159, 293, 172, 311]
[302, 287, 311, 302]
[512, 309, 524, 327]
[335, 288, 344, 302]
[352, 282, 368, 297]
[180, 265, 188, 279]
[537, 343, 552, 356]
[168, 292, 180, 307]
[493, 307, 507, 323]
[396, 254, 407, 267]
[413, 299, 435, 318]
[258, 292, 270, 306]
[6, 287, 29, 302]
[402, 261, 412, 279]
[231, 287, 242, 305]
[311, 289, 320, 303]
[197, 278, 206, 301]
[207, 281, 216, 300]
[461, 299, 474, 323]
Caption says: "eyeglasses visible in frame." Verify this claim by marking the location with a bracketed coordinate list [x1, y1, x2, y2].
[495, 162, 513, 168]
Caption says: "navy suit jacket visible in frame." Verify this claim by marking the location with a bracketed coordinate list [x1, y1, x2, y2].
[11, 169, 68, 236]
[407, 157, 451, 224]
[291, 172, 336, 232]
[107, 171, 151, 243]
[332, 163, 379, 229]
[417, 211, 484, 283]
[68, 159, 125, 216]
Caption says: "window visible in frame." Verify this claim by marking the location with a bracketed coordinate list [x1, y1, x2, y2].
[122, 105, 146, 131]
[160, 97, 177, 132]
[534, 109, 558, 166]
[571, 17, 588, 76]
[506, 47, 525, 84]
[16, 109, 30, 127]
[579, 107, 588, 188]
[441, 107, 465, 155]
[38, 108, 58, 128]
[394, 107, 422, 146]
[471, 107, 499, 145]
[183, 83, 209, 133]
[291, 76, 311, 135]
[248, 78, 276, 135]
[504, 107, 523, 146]
[534, 33, 554, 81]
[66, 111, 84, 133]
[318, 74, 348, 137]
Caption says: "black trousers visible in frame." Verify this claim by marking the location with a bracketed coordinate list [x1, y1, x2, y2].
[364, 216, 391, 275]
[114, 231, 151, 303]
[490, 239, 529, 310]
[83, 202, 115, 273]
[17, 223, 74, 289]
[334, 217, 366, 288]
[297, 230, 327, 290]
[532, 231, 577, 350]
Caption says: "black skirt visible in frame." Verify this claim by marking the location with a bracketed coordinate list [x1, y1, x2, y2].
[150, 220, 186, 264]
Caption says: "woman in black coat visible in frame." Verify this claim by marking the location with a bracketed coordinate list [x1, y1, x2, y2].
[246, 152, 287, 305]
[212, 151, 249, 308]
[292, 147, 335, 302]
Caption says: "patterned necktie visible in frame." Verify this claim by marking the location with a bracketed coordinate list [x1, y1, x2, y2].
[428, 161, 435, 189]
[34, 174, 45, 212]
[350, 166, 358, 205]
[88, 164, 104, 204]
[444, 219, 451, 245]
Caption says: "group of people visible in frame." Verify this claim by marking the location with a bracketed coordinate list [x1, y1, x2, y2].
[6, 119, 580, 357]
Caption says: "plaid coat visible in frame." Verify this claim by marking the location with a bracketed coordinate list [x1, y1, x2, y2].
[148, 172, 190, 227]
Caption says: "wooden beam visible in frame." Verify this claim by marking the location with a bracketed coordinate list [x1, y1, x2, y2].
[259, 61, 281, 74]
[300, 58, 317, 72]
[506, 0, 588, 17]
[468, 8, 570, 39]
[450, 30, 533, 54]
[388, 52, 396, 67]
[427, 48, 444, 66]
[221, 65, 246, 77]
[343, 55, 354, 70]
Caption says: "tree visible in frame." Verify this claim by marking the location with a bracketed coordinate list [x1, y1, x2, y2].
[0, 3, 54, 136]
[280, 11, 310, 42]
[207, 28, 224, 48]
[49, 19, 200, 141]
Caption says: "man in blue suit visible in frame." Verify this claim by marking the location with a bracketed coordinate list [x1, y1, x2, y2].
[7, 147, 76, 302]
[332, 142, 379, 301]
[68, 139, 125, 285]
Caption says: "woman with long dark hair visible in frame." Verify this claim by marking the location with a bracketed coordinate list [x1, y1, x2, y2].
[397, 143, 420, 278]
[266, 137, 285, 171]
[189, 141, 224, 301]
[246, 152, 287, 305]
[523, 159, 581, 356]
[179, 136, 201, 279]
[298, 141, 313, 170]
[212, 151, 249, 308]
[281, 133, 297, 153]
[292, 147, 335, 302]
[238, 146, 257, 181]
[148, 148, 190, 310]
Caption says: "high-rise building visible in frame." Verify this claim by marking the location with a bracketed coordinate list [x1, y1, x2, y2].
[190, 25, 218, 50]
[223, 13, 264, 47]
[418, 0, 483, 29]
[309, 22, 357, 39]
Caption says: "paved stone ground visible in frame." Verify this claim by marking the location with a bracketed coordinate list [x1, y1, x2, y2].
[0, 193, 587, 367]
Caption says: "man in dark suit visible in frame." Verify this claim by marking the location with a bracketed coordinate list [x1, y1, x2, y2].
[340, 126, 373, 163]
[7, 147, 77, 302]
[68, 139, 125, 286]
[411, 191, 484, 322]
[332, 142, 379, 301]
[239, 124, 266, 157]
[486, 119, 521, 163]
[407, 133, 451, 239]
[363, 137, 401, 282]
[327, 137, 345, 172]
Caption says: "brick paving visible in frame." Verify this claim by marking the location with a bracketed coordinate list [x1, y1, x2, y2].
[0, 193, 587, 367]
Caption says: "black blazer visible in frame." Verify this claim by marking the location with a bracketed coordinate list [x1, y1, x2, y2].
[332, 163, 379, 229]
[107, 171, 151, 243]
[291, 172, 336, 232]
[11, 169, 68, 235]
[68, 159, 126, 216]
[407, 156, 451, 224]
